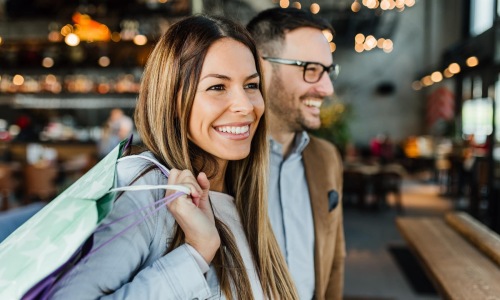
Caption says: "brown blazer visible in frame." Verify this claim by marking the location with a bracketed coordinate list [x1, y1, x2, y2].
[303, 136, 346, 300]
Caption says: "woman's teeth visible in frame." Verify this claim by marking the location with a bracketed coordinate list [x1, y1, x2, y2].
[216, 125, 250, 134]
[304, 99, 322, 108]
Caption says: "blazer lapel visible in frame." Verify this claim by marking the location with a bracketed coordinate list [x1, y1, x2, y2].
[303, 141, 330, 297]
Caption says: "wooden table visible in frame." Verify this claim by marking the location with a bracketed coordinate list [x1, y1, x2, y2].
[396, 214, 500, 300]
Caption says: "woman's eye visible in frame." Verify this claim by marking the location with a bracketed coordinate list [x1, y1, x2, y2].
[207, 84, 225, 91]
[245, 83, 259, 89]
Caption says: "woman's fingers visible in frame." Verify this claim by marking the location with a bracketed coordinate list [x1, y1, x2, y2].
[165, 169, 219, 264]
[167, 169, 202, 201]
[197, 172, 210, 191]
[191, 172, 210, 207]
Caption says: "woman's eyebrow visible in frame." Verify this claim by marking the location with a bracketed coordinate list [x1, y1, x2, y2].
[200, 72, 259, 81]
[200, 74, 231, 81]
[246, 73, 259, 80]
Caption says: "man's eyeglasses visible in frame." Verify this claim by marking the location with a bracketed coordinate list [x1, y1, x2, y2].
[262, 57, 340, 83]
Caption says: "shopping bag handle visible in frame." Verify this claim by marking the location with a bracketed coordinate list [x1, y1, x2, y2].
[90, 153, 201, 253]
[117, 155, 171, 177]
[109, 184, 190, 194]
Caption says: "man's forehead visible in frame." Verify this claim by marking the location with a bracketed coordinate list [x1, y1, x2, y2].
[284, 27, 330, 43]
[282, 28, 332, 56]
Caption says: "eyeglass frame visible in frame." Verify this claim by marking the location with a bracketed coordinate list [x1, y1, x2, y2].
[262, 57, 340, 83]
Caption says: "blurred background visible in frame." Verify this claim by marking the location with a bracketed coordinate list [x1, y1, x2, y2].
[0, 0, 499, 299]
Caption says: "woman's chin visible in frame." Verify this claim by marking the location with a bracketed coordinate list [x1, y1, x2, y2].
[217, 150, 251, 161]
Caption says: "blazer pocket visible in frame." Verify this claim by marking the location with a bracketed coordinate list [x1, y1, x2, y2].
[328, 189, 339, 212]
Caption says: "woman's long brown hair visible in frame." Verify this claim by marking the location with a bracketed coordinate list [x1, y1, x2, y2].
[134, 15, 298, 300]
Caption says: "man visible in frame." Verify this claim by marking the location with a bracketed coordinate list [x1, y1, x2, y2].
[247, 8, 345, 300]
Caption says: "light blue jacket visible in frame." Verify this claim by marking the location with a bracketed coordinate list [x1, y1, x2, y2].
[50, 152, 222, 299]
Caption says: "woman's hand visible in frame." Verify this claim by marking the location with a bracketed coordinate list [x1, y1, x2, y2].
[166, 169, 220, 264]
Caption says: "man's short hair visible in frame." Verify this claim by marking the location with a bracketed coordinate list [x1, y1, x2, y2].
[246, 7, 334, 57]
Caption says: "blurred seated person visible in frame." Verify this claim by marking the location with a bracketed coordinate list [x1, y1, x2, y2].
[98, 108, 133, 158]
[370, 133, 394, 164]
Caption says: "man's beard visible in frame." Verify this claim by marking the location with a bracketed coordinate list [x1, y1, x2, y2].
[267, 72, 320, 132]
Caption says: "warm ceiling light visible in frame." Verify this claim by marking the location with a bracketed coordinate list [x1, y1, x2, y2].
[412, 81, 422, 91]
[448, 62, 460, 74]
[365, 35, 377, 48]
[48, 31, 62, 42]
[13, 75, 24, 86]
[443, 68, 453, 78]
[383, 39, 393, 49]
[292, 1, 301, 9]
[322, 29, 333, 42]
[366, 0, 377, 9]
[42, 57, 54, 68]
[280, 0, 290, 8]
[46, 74, 57, 84]
[133, 34, 148, 46]
[377, 38, 385, 48]
[422, 76, 433, 86]
[111, 32, 121, 42]
[466, 56, 479, 67]
[355, 43, 364, 52]
[355, 33, 365, 43]
[98, 56, 111, 67]
[380, 0, 390, 10]
[366, 1, 374, 8]
[383, 47, 393, 53]
[310, 3, 320, 14]
[61, 24, 73, 36]
[351, 1, 361, 12]
[405, 0, 415, 7]
[65, 33, 80, 46]
[431, 71, 443, 82]
[329, 42, 336, 53]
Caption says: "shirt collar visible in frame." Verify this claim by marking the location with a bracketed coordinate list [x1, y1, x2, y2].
[270, 131, 310, 156]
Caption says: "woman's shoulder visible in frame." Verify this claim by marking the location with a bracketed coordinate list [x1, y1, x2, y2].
[115, 151, 167, 187]
[112, 151, 175, 243]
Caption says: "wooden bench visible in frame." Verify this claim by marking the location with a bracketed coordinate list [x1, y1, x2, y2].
[396, 212, 500, 300]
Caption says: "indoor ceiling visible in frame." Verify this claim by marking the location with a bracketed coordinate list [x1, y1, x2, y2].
[1, 0, 402, 44]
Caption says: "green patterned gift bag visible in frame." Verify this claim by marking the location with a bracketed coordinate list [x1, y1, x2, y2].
[0, 138, 188, 300]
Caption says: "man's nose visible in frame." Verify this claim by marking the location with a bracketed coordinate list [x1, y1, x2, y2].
[315, 71, 335, 96]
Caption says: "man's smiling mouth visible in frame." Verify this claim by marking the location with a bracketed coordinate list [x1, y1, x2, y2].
[303, 99, 322, 108]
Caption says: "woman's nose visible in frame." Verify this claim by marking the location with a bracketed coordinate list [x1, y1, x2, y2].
[229, 89, 254, 114]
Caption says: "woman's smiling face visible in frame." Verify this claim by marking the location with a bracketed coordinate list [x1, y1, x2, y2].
[188, 37, 265, 162]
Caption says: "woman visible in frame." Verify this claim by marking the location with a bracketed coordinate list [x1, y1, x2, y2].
[50, 15, 298, 300]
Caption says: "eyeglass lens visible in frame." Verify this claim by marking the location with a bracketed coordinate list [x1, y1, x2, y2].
[304, 63, 338, 83]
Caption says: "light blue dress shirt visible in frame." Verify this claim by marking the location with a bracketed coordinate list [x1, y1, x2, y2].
[268, 132, 315, 300]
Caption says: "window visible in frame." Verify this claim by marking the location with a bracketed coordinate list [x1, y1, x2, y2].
[470, 0, 494, 36]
